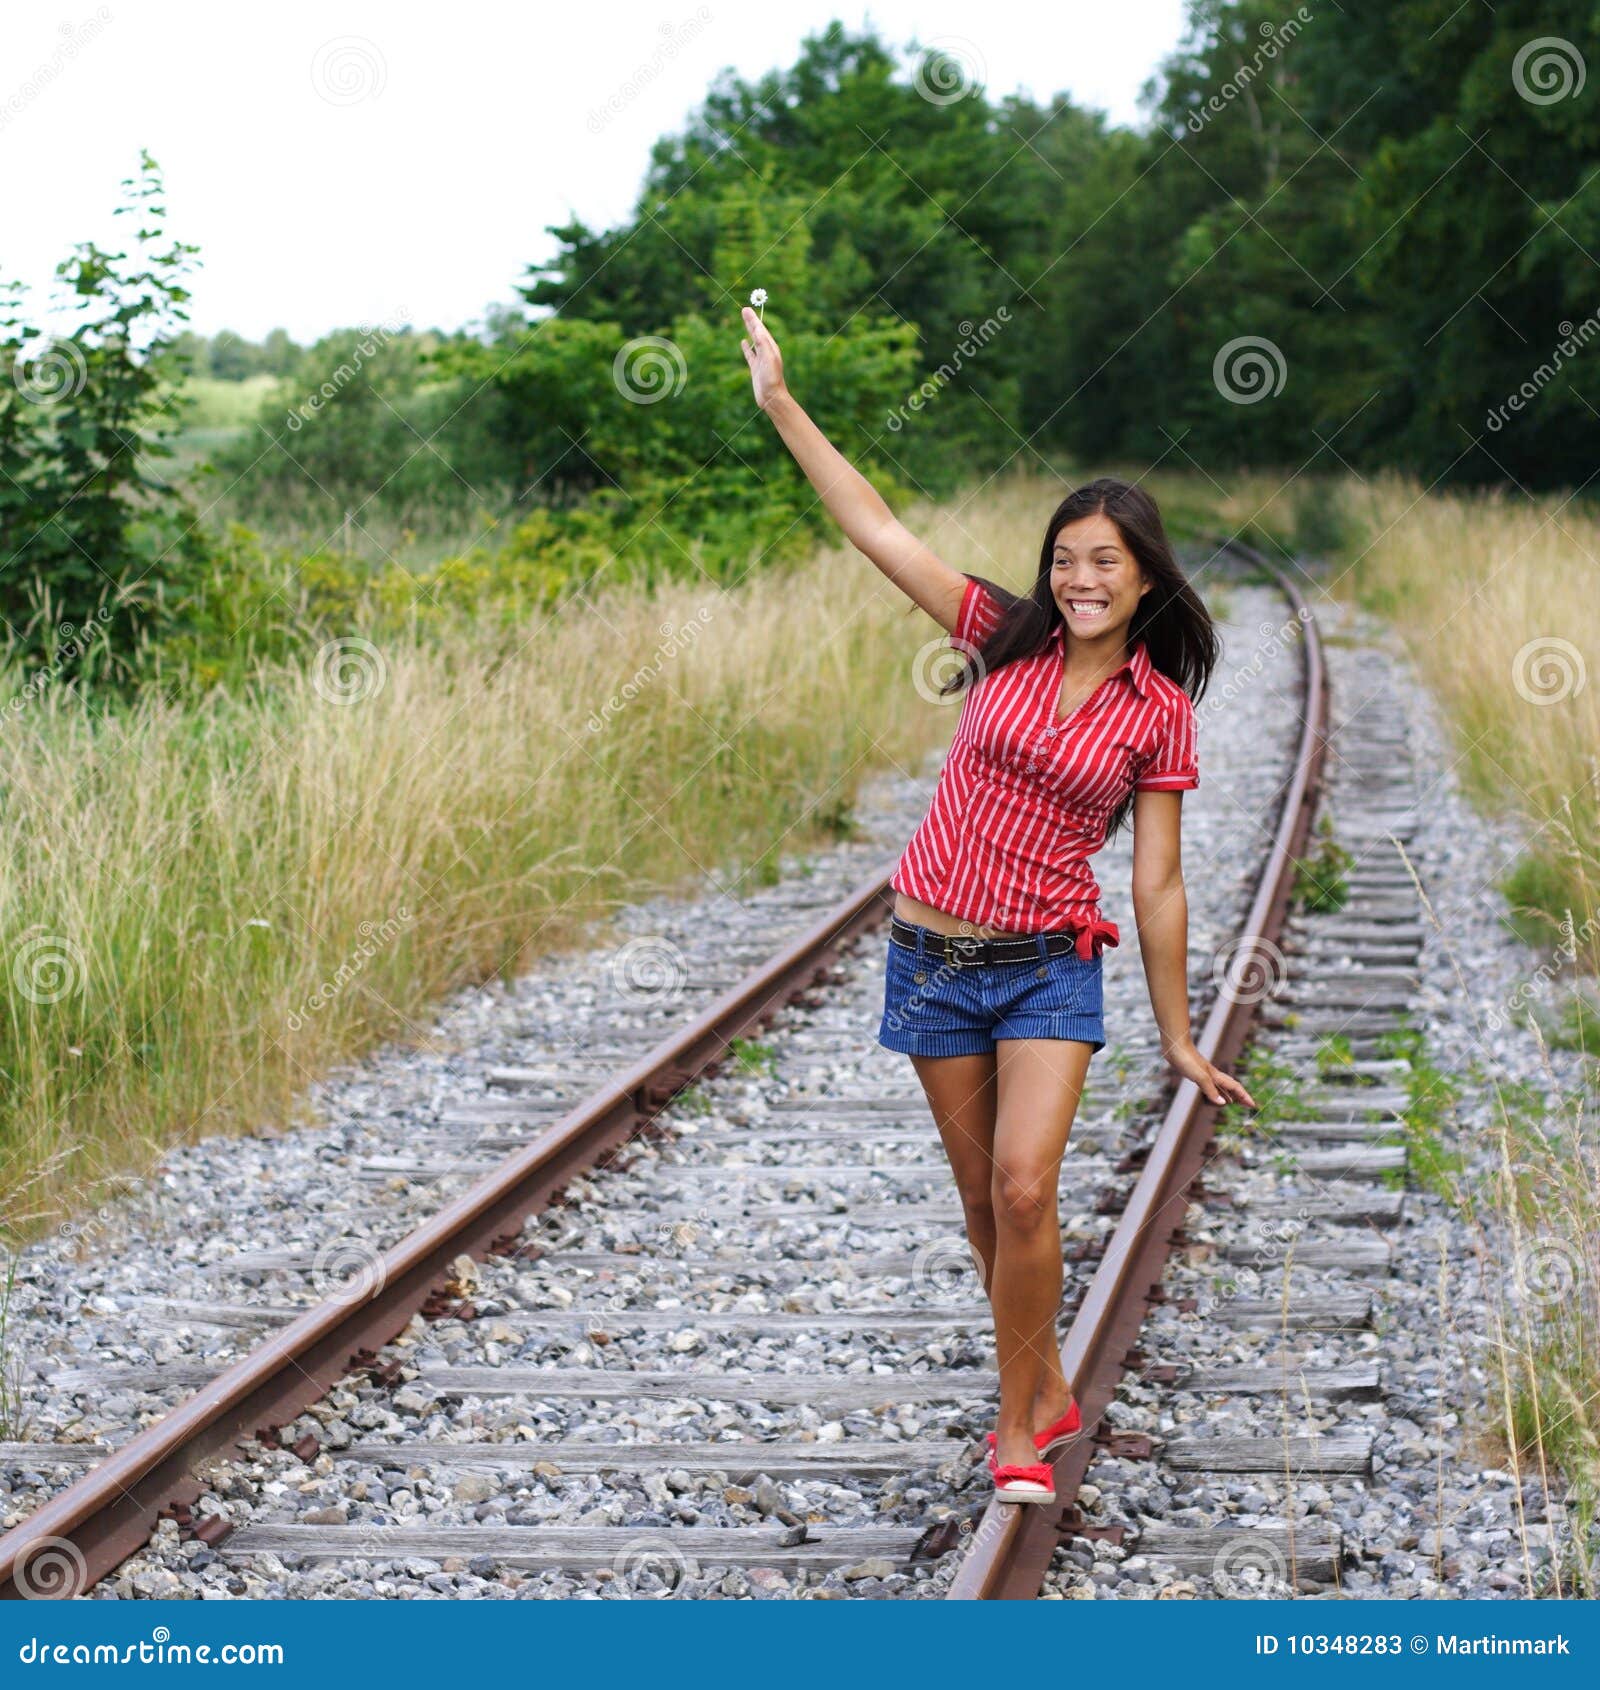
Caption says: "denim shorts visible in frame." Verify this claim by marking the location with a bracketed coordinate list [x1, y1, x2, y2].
[876, 920, 1107, 1056]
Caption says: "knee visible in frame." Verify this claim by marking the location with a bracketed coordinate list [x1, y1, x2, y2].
[953, 1176, 995, 1227]
[992, 1162, 1056, 1231]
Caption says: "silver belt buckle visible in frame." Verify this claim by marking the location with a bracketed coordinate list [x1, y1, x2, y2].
[948, 935, 983, 968]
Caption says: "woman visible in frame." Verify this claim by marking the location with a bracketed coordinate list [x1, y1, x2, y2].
[740, 305, 1256, 1504]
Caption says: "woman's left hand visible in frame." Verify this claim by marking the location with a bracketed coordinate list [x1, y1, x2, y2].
[1164, 1038, 1256, 1108]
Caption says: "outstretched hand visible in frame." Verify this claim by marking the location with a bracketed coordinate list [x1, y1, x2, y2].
[1165, 1039, 1257, 1108]
[740, 305, 787, 411]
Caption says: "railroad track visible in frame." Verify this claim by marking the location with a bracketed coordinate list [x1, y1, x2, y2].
[0, 540, 1374, 1601]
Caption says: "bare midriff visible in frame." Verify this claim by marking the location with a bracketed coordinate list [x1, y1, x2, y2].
[891, 890, 1036, 938]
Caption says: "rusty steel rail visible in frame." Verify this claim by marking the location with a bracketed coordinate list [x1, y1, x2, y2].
[946, 537, 1329, 1598]
[2, 534, 1319, 1602]
[0, 870, 898, 1600]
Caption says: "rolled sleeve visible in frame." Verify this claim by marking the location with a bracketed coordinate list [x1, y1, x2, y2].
[952, 576, 1004, 649]
[1134, 689, 1199, 791]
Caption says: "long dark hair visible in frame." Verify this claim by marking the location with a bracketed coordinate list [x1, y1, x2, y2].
[942, 477, 1220, 839]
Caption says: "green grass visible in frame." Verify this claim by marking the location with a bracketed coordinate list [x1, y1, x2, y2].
[1372, 1022, 1465, 1199]
[1290, 819, 1354, 913]
[1220, 1042, 1308, 1143]
[0, 533, 956, 1244]
[0, 1253, 27, 1441]
[729, 1038, 778, 1077]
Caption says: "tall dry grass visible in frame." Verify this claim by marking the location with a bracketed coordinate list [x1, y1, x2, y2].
[1218, 467, 1600, 1591]
[1224, 468, 1600, 968]
[0, 467, 1071, 1242]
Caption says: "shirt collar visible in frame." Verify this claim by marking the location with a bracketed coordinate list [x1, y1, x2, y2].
[1046, 620, 1153, 699]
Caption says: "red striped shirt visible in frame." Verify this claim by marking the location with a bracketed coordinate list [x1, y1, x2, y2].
[891, 577, 1199, 953]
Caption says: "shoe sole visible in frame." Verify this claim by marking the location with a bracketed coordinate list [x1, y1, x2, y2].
[993, 1484, 1057, 1504]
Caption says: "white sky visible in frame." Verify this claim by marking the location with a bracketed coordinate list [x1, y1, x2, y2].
[1, 0, 1189, 344]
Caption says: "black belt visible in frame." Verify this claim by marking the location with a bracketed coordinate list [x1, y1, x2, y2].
[889, 914, 1085, 967]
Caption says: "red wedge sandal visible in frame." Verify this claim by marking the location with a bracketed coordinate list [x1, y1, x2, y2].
[986, 1445, 1057, 1504]
[985, 1396, 1082, 1462]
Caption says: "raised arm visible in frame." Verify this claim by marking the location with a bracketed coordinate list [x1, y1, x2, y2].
[740, 305, 967, 635]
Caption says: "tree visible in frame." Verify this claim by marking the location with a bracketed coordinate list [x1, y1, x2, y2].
[0, 150, 212, 682]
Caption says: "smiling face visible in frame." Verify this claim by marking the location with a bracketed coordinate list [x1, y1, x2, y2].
[1048, 512, 1151, 644]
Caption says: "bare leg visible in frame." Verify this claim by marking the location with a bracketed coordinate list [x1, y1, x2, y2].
[988, 1038, 1092, 1470]
[908, 1051, 998, 1291]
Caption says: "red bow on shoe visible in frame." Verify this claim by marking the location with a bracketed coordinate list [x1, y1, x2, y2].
[1071, 914, 1120, 961]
